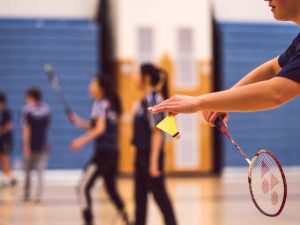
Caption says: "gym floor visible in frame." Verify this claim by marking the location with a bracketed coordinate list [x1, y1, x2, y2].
[0, 168, 299, 225]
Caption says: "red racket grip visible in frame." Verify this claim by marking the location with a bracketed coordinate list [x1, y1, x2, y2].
[215, 117, 228, 133]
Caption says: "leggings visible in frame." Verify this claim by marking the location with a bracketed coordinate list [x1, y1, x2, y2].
[78, 151, 126, 225]
[134, 149, 177, 225]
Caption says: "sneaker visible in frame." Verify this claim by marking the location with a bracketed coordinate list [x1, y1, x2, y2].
[10, 178, 17, 187]
[35, 199, 42, 204]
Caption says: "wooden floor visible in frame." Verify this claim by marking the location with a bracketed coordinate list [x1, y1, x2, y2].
[0, 168, 299, 225]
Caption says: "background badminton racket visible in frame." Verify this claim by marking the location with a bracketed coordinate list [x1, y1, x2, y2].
[215, 118, 287, 217]
[44, 64, 72, 116]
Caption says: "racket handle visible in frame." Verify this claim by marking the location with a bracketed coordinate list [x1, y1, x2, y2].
[215, 117, 228, 133]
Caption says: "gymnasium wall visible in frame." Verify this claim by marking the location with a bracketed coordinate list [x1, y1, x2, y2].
[0, 19, 99, 169]
[113, 0, 213, 61]
[0, 1, 100, 168]
[213, 0, 277, 23]
[219, 23, 300, 166]
[214, 0, 300, 166]
[0, 0, 99, 19]
[0, 0, 299, 169]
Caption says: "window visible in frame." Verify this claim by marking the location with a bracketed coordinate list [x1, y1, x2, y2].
[137, 28, 154, 65]
[176, 28, 196, 89]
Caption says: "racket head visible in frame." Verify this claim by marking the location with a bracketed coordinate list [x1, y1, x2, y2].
[248, 150, 287, 217]
[44, 64, 61, 91]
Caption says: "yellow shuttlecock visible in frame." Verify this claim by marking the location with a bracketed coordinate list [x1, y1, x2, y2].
[156, 115, 180, 139]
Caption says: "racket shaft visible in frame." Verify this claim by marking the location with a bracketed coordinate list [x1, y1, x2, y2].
[227, 135, 251, 164]
[44, 65, 72, 116]
[56, 90, 72, 115]
[215, 117, 251, 164]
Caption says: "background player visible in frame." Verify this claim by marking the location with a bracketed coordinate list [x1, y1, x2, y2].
[21, 88, 51, 203]
[0, 92, 16, 188]
[132, 63, 177, 225]
[69, 75, 130, 225]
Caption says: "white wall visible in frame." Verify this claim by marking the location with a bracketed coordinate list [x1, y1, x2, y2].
[114, 0, 213, 60]
[213, 0, 278, 23]
[0, 0, 99, 19]
[0, 0, 283, 23]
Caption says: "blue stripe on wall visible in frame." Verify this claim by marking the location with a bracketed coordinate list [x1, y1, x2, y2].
[219, 23, 300, 166]
[0, 19, 99, 169]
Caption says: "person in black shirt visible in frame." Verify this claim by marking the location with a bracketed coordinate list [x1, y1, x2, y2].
[69, 75, 130, 225]
[149, 0, 300, 127]
[0, 92, 16, 188]
[21, 88, 51, 203]
[132, 64, 177, 225]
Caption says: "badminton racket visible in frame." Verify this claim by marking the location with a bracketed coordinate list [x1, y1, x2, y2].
[44, 64, 72, 116]
[215, 117, 287, 217]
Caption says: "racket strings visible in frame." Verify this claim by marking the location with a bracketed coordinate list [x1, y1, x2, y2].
[249, 151, 286, 216]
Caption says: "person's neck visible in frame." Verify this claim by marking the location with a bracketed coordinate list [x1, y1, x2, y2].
[292, 11, 300, 25]
[29, 101, 39, 106]
[95, 96, 103, 101]
[295, 19, 300, 26]
[143, 86, 154, 96]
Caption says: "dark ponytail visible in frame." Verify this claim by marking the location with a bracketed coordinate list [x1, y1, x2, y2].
[140, 63, 169, 100]
[158, 69, 169, 100]
[140, 63, 160, 86]
[96, 75, 122, 116]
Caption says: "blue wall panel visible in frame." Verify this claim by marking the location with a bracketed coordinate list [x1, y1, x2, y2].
[0, 19, 99, 169]
[219, 23, 300, 166]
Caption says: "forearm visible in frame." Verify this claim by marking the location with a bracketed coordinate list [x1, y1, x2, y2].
[75, 118, 91, 130]
[232, 57, 280, 88]
[197, 77, 300, 112]
[78, 129, 103, 145]
[150, 129, 163, 166]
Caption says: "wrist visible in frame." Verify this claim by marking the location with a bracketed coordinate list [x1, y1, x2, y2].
[76, 117, 83, 125]
[194, 96, 204, 111]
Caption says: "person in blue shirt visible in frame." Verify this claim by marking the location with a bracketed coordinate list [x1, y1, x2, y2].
[149, 0, 300, 126]
[0, 92, 16, 188]
[21, 88, 51, 203]
[132, 63, 177, 225]
[69, 75, 130, 225]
